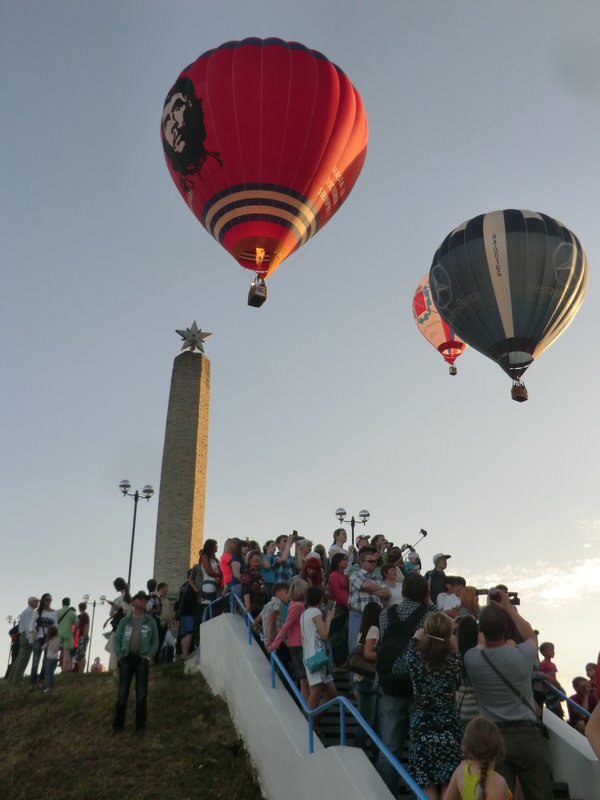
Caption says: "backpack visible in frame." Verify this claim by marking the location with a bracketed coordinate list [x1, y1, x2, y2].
[376, 603, 427, 697]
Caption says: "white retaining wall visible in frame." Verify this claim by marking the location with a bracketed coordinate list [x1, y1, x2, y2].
[190, 613, 600, 800]
[192, 614, 394, 800]
[544, 708, 600, 800]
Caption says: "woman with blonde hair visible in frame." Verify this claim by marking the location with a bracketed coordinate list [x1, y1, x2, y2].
[458, 586, 481, 619]
[394, 611, 463, 799]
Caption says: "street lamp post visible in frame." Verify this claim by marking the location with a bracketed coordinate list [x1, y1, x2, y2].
[119, 480, 154, 589]
[334, 507, 370, 547]
[82, 594, 106, 673]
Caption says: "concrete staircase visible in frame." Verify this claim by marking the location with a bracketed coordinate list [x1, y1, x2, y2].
[315, 670, 582, 800]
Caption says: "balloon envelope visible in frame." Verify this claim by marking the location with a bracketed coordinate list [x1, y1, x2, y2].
[429, 209, 588, 381]
[161, 38, 368, 281]
[412, 273, 466, 371]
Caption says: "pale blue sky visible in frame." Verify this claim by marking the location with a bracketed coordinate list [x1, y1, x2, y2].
[2, 1, 599, 684]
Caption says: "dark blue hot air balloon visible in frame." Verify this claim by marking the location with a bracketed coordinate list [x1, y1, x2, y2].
[429, 209, 588, 401]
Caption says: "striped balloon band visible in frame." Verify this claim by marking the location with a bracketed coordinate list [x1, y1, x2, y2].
[201, 184, 321, 247]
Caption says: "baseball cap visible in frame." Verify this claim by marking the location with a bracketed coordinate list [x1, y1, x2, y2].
[433, 553, 451, 564]
[131, 591, 148, 602]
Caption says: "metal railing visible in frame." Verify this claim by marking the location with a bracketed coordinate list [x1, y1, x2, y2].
[199, 590, 428, 800]
[544, 681, 592, 720]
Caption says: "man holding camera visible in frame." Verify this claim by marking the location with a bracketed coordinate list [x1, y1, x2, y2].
[272, 533, 298, 584]
[465, 589, 553, 800]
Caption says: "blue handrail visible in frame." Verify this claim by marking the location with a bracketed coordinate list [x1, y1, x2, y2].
[543, 680, 591, 720]
[269, 649, 428, 799]
[199, 591, 428, 799]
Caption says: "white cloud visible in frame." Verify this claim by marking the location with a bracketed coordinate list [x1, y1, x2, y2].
[467, 558, 600, 606]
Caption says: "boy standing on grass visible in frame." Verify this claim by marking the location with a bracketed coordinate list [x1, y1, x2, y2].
[110, 591, 159, 735]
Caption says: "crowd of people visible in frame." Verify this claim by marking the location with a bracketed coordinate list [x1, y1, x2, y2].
[6, 577, 173, 735]
[178, 530, 600, 799]
[7, 594, 92, 691]
[6, 529, 600, 793]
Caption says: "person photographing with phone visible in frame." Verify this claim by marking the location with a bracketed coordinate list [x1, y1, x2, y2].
[272, 532, 299, 584]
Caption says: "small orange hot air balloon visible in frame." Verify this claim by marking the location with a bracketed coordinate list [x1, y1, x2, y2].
[412, 273, 466, 375]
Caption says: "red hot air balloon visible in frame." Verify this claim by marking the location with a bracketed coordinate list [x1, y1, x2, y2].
[161, 38, 368, 306]
[412, 274, 466, 375]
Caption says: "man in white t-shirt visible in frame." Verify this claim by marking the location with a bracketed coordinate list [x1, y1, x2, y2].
[9, 596, 39, 682]
[436, 576, 465, 618]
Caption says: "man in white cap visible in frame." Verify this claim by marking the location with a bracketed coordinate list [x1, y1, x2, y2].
[425, 553, 451, 604]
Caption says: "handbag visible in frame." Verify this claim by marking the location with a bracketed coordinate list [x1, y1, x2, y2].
[301, 610, 329, 673]
[346, 644, 376, 678]
[304, 650, 330, 673]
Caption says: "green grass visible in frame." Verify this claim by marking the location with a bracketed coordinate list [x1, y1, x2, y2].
[0, 663, 264, 800]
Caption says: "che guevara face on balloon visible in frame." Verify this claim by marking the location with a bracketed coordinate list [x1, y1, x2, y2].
[161, 77, 223, 190]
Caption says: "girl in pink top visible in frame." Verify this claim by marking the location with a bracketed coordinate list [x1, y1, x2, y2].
[327, 553, 350, 666]
[219, 538, 233, 585]
[270, 579, 309, 701]
[327, 553, 349, 606]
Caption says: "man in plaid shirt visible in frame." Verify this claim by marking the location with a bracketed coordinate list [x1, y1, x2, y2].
[347, 547, 391, 654]
[272, 534, 298, 583]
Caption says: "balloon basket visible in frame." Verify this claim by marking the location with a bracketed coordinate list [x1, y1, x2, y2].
[448, 365, 457, 376]
[511, 381, 528, 402]
[248, 278, 268, 308]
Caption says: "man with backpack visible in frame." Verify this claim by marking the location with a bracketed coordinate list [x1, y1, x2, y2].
[376, 572, 432, 796]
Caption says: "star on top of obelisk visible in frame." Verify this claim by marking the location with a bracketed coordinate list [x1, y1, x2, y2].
[175, 321, 212, 353]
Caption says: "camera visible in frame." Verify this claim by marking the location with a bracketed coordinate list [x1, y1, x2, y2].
[488, 588, 520, 606]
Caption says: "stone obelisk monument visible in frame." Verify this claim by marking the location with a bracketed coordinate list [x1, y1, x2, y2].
[153, 322, 212, 595]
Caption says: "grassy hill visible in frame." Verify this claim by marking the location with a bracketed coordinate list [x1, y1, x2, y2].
[0, 662, 264, 800]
